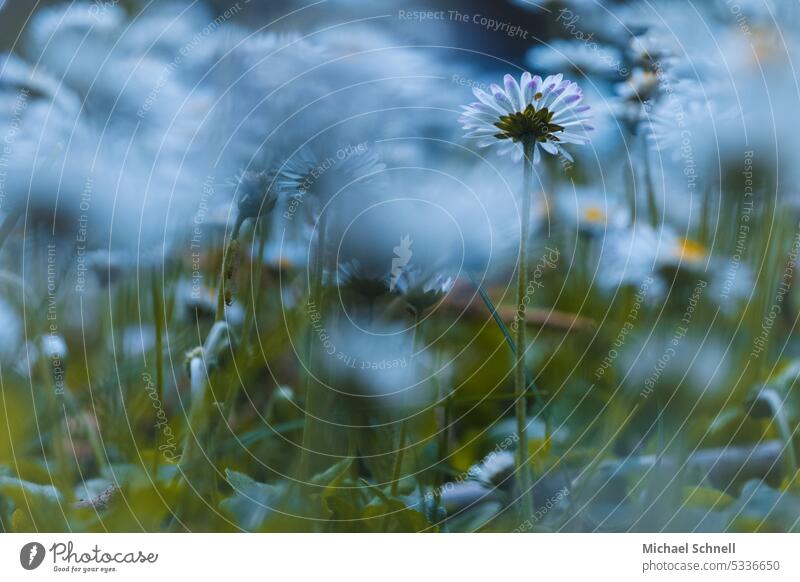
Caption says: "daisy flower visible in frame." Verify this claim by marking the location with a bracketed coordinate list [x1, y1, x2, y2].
[0, 296, 21, 362]
[459, 71, 591, 520]
[598, 222, 662, 293]
[459, 72, 592, 164]
[646, 97, 710, 158]
[277, 145, 385, 218]
[598, 223, 743, 306]
[628, 33, 679, 71]
[659, 234, 710, 271]
[612, 68, 661, 128]
[232, 169, 279, 222]
[335, 259, 391, 301]
[527, 39, 626, 79]
[556, 189, 629, 238]
[393, 268, 455, 316]
[177, 280, 245, 326]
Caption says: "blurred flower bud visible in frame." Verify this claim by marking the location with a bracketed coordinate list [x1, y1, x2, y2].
[235, 169, 278, 222]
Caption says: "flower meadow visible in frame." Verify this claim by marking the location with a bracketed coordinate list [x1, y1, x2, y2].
[0, 0, 799, 534]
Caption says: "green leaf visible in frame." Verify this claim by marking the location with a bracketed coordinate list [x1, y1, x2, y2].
[220, 469, 284, 532]
[682, 486, 735, 510]
[0, 476, 66, 531]
[311, 457, 354, 488]
[727, 480, 800, 532]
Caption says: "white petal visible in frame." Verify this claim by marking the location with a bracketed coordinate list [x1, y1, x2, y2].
[472, 103, 502, 116]
[541, 141, 558, 155]
[492, 88, 515, 113]
[549, 82, 579, 110]
[462, 110, 499, 124]
[519, 72, 532, 104]
[551, 99, 589, 121]
[498, 141, 516, 157]
[559, 120, 592, 128]
[473, 87, 506, 114]
[523, 79, 536, 104]
[558, 132, 588, 144]
[465, 128, 499, 137]
[504, 74, 522, 110]
[548, 73, 564, 87]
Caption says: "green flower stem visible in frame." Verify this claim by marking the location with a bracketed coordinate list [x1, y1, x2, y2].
[179, 322, 233, 488]
[467, 272, 542, 411]
[515, 137, 535, 519]
[655, 393, 665, 475]
[390, 311, 420, 496]
[62, 386, 109, 477]
[34, 338, 108, 477]
[202, 220, 271, 477]
[179, 355, 207, 475]
[642, 132, 659, 228]
[623, 140, 637, 223]
[298, 212, 328, 482]
[760, 389, 799, 479]
[240, 218, 269, 351]
[218, 220, 270, 449]
[0, 205, 23, 252]
[151, 268, 165, 477]
[435, 383, 450, 514]
[389, 423, 408, 496]
[215, 214, 245, 322]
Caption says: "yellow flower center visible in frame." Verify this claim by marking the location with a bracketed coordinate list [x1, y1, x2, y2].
[494, 104, 565, 143]
[750, 28, 779, 65]
[676, 238, 706, 263]
[583, 207, 605, 224]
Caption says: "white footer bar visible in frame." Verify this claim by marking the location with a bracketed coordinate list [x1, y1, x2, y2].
[1, 534, 797, 581]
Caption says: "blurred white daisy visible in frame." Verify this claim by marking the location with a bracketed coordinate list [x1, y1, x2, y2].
[335, 259, 391, 301]
[232, 169, 280, 223]
[393, 268, 455, 316]
[277, 145, 385, 217]
[556, 190, 629, 237]
[511, 0, 605, 14]
[612, 68, 660, 127]
[0, 296, 21, 361]
[176, 280, 245, 326]
[459, 72, 592, 164]
[252, 232, 311, 272]
[618, 332, 733, 401]
[645, 97, 711, 159]
[657, 232, 710, 272]
[628, 33, 679, 70]
[599, 223, 714, 295]
[598, 223, 661, 293]
[527, 39, 626, 79]
[118, 325, 156, 359]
